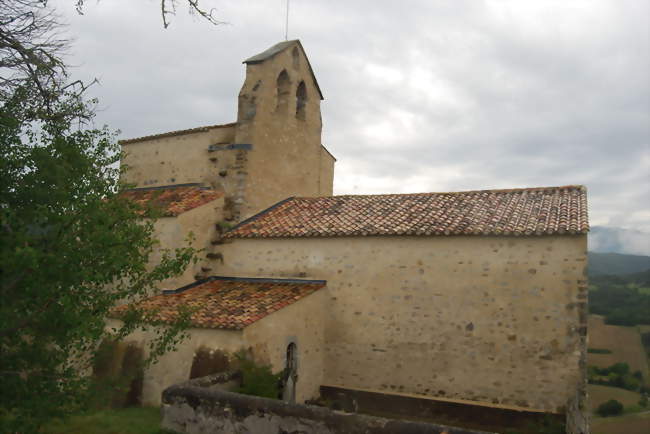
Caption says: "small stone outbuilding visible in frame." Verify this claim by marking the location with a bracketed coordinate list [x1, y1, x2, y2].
[109, 276, 327, 405]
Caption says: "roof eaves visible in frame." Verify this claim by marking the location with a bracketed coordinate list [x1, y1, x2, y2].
[163, 275, 327, 295]
[119, 122, 237, 145]
[121, 183, 205, 192]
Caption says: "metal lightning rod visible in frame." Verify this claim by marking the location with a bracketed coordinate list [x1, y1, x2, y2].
[285, 0, 290, 40]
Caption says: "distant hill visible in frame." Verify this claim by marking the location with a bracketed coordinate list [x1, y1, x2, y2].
[588, 252, 650, 277]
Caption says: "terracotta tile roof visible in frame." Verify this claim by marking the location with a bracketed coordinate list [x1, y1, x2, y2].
[121, 184, 223, 217]
[119, 122, 236, 145]
[226, 186, 588, 239]
[110, 277, 326, 330]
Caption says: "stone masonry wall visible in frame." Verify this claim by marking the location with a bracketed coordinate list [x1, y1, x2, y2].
[218, 234, 588, 415]
[120, 125, 236, 189]
[243, 288, 327, 403]
[104, 319, 245, 406]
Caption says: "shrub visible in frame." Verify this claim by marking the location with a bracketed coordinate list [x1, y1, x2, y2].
[608, 362, 630, 376]
[234, 353, 282, 399]
[596, 399, 624, 417]
[639, 394, 648, 408]
[621, 374, 641, 391]
[587, 348, 613, 354]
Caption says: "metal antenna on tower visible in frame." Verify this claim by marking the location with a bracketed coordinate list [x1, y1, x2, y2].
[285, 0, 290, 40]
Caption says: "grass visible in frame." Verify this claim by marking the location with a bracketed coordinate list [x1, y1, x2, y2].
[41, 407, 173, 434]
[587, 315, 649, 382]
[591, 412, 650, 434]
[588, 384, 642, 412]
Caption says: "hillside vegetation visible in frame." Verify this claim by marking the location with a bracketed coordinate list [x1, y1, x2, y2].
[589, 270, 650, 326]
[586, 253, 650, 433]
[588, 252, 650, 277]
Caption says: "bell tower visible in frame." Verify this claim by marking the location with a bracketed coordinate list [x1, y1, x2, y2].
[233, 40, 334, 219]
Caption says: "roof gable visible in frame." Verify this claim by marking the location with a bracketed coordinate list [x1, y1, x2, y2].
[121, 184, 223, 217]
[225, 186, 589, 239]
[110, 276, 326, 330]
[244, 40, 324, 100]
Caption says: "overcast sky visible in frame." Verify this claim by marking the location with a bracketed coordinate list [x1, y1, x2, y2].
[56, 0, 649, 253]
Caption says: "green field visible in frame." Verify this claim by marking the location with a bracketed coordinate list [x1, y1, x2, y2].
[588, 384, 642, 412]
[587, 315, 649, 381]
[591, 412, 650, 434]
[42, 407, 170, 434]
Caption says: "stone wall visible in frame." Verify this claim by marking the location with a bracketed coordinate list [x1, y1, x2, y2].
[565, 389, 589, 434]
[161, 383, 493, 434]
[243, 287, 328, 403]
[120, 125, 236, 189]
[104, 319, 245, 406]
[151, 198, 224, 290]
[218, 234, 588, 414]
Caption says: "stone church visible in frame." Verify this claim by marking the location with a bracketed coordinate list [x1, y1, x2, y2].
[110, 41, 589, 433]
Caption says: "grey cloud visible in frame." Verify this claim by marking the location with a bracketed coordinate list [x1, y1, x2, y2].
[590, 226, 650, 256]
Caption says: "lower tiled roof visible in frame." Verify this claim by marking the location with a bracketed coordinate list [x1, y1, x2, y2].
[121, 184, 223, 217]
[225, 186, 588, 239]
[110, 277, 326, 330]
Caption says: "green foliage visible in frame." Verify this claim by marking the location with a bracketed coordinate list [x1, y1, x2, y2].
[639, 394, 648, 408]
[588, 348, 613, 354]
[41, 407, 174, 434]
[524, 415, 566, 434]
[641, 332, 650, 349]
[596, 399, 624, 417]
[1, 2, 211, 432]
[234, 352, 282, 399]
[589, 271, 650, 326]
[217, 221, 234, 231]
[0, 94, 198, 431]
[588, 363, 643, 392]
[0, 62, 198, 434]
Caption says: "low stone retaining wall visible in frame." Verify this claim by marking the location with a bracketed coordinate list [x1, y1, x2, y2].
[161, 382, 494, 434]
[320, 385, 565, 434]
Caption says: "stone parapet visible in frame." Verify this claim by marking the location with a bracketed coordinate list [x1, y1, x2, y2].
[161, 383, 494, 434]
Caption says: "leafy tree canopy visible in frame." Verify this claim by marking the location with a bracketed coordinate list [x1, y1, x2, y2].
[0, 0, 221, 431]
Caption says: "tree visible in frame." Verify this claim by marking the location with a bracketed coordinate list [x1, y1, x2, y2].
[1, 1, 224, 121]
[596, 399, 623, 417]
[0, 0, 220, 431]
[75, 0, 226, 28]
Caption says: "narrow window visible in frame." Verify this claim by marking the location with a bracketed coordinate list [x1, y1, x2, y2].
[282, 343, 298, 403]
[276, 70, 290, 114]
[296, 81, 307, 120]
[292, 46, 300, 70]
